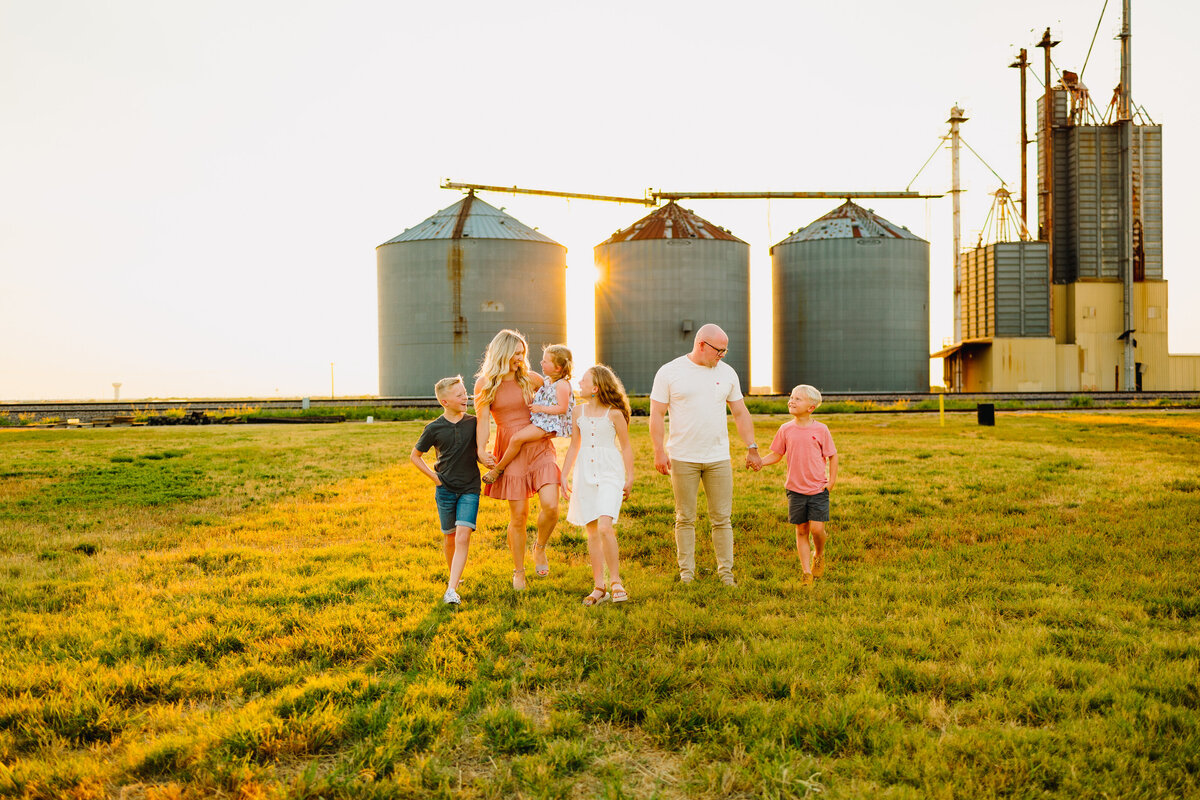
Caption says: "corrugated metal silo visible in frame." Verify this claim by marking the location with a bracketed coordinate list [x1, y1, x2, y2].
[594, 202, 750, 394]
[772, 201, 929, 392]
[377, 194, 566, 396]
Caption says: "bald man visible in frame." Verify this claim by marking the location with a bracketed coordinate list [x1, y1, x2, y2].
[649, 323, 762, 586]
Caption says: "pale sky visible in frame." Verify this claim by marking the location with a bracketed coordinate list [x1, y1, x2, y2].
[3, 0, 1196, 400]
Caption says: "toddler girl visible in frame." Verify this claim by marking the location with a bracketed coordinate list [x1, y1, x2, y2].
[560, 364, 634, 605]
[482, 344, 574, 485]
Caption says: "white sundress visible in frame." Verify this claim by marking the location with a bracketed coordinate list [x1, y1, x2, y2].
[566, 409, 626, 526]
[529, 377, 574, 438]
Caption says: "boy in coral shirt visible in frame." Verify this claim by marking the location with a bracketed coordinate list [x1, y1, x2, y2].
[760, 385, 838, 586]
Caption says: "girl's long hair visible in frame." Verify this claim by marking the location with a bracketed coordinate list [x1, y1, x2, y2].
[587, 364, 630, 423]
[475, 329, 534, 407]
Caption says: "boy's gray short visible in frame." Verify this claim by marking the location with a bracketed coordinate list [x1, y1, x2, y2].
[787, 489, 830, 524]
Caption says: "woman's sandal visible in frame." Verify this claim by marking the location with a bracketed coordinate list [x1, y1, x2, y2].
[582, 587, 608, 606]
[534, 543, 549, 577]
[512, 569, 526, 591]
[482, 467, 504, 485]
[609, 582, 629, 603]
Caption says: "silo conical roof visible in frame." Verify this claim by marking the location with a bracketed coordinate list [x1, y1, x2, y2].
[775, 200, 924, 245]
[599, 201, 747, 245]
[379, 195, 561, 246]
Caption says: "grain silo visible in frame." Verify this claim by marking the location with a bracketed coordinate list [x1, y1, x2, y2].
[772, 201, 929, 393]
[377, 194, 566, 397]
[594, 202, 750, 394]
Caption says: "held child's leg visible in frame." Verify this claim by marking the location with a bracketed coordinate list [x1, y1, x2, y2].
[795, 522, 813, 574]
[483, 424, 552, 483]
[810, 521, 828, 577]
[583, 521, 607, 605]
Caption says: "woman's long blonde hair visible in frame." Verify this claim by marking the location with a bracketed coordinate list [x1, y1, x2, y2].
[587, 364, 631, 423]
[475, 329, 535, 407]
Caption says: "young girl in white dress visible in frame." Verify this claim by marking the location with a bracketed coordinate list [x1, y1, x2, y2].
[560, 364, 634, 605]
[482, 344, 574, 486]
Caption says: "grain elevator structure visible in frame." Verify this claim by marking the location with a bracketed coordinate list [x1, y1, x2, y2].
[936, 16, 1200, 391]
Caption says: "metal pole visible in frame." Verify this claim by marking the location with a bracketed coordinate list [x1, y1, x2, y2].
[1010, 49, 1029, 228]
[651, 191, 940, 201]
[1037, 28, 1059, 339]
[948, 106, 967, 343]
[331, 362, 335, 400]
[441, 181, 655, 206]
[1118, 0, 1136, 390]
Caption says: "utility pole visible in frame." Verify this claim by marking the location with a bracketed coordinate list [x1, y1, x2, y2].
[1118, 0, 1136, 390]
[1009, 48, 1029, 228]
[1037, 27, 1059, 338]
[948, 105, 968, 343]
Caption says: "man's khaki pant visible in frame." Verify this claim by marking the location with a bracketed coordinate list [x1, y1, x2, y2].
[670, 459, 734, 581]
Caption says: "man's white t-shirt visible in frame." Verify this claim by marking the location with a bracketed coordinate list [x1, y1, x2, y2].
[649, 355, 744, 463]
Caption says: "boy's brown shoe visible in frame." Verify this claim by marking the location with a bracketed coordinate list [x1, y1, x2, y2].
[812, 554, 825, 577]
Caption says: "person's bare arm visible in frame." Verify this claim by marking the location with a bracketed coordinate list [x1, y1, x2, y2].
[472, 379, 495, 467]
[409, 447, 441, 485]
[729, 399, 762, 470]
[612, 409, 635, 498]
[760, 449, 784, 467]
[649, 400, 670, 475]
[827, 453, 839, 490]
[559, 406, 583, 499]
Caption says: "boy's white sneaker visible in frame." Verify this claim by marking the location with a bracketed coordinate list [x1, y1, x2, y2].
[442, 587, 461, 605]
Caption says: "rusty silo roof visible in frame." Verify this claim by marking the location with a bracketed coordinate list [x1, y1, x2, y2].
[598, 201, 746, 245]
[775, 200, 925, 245]
[380, 194, 561, 246]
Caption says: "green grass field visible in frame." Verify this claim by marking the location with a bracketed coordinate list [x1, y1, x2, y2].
[1, 412, 1198, 799]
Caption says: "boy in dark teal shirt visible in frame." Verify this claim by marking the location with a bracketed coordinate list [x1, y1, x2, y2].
[410, 376, 482, 605]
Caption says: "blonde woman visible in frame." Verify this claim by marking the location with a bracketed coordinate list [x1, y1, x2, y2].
[474, 329, 561, 589]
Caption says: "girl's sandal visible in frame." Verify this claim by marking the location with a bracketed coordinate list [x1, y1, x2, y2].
[482, 468, 504, 485]
[609, 582, 629, 603]
[512, 569, 526, 591]
[534, 543, 550, 577]
[582, 587, 608, 607]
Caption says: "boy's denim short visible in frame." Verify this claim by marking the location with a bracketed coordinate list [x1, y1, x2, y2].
[787, 488, 830, 524]
[434, 486, 480, 533]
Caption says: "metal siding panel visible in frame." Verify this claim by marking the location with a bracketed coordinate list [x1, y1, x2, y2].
[1135, 126, 1163, 280]
[378, 238, 567, 396]
[596, 238, 750, 394]
[773, 237, 929, 392]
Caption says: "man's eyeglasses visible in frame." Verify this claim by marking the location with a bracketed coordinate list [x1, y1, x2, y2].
[701, 341, 728, 356]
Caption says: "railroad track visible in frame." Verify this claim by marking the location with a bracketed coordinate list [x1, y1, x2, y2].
[3, 391, 1196, 423]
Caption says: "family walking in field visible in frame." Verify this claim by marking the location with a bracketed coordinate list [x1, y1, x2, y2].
[410, 324, 838, 606]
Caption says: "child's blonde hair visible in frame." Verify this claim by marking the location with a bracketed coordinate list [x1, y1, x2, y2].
[588, 364, 631, 423]
[434, 375, 463, 401]
[475, 329, 535, 407]
[542, 344, 573, 382]
[795, 384, 823, 408]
